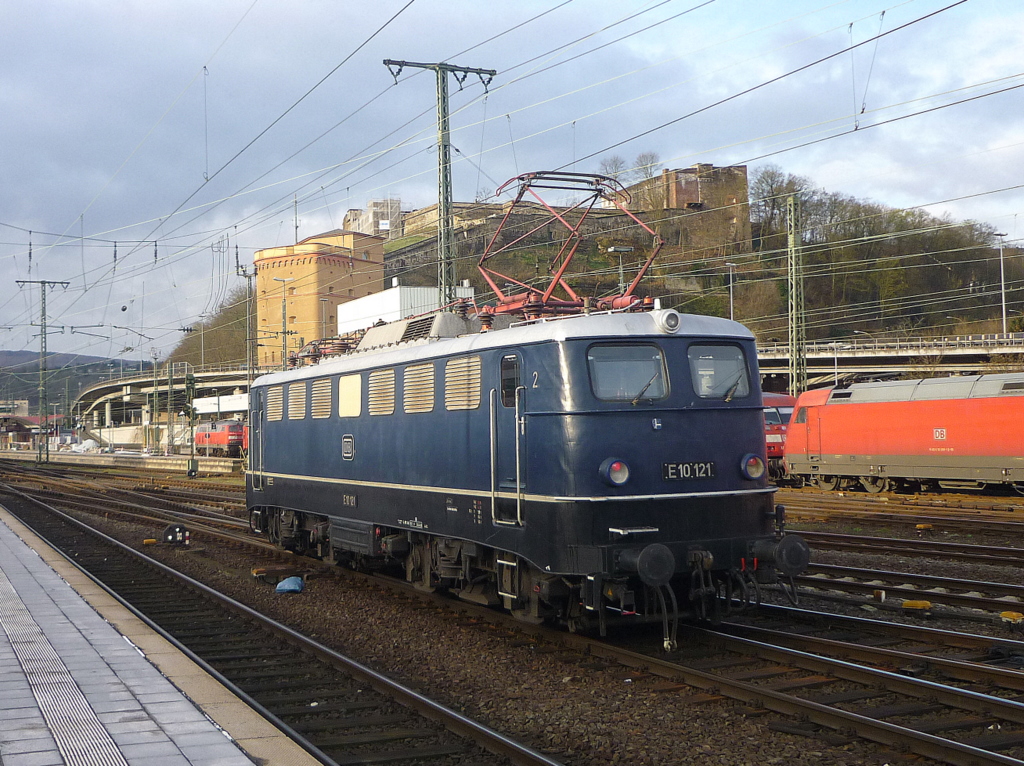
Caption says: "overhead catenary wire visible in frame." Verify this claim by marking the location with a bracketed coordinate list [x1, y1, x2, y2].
[0, 2, 422, 355]
[562, 0, 969, 169]
[0, 0, 941, 263]
[2, 0, 1020, 361]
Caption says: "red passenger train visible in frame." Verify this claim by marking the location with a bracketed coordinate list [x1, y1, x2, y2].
[762, 392, 796, 480]
[784, 373, 1024, 493]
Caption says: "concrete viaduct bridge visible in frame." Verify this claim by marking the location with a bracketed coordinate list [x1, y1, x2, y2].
[758, 333, 1024, 391]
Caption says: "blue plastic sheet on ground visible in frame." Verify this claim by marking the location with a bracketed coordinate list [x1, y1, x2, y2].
[275, 576, 305, 594]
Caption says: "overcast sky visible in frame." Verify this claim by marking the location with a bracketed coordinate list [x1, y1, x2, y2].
[1, 0, 1021, 359]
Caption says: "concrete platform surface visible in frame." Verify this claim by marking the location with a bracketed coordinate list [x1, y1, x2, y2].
[0, 503, 321, 766]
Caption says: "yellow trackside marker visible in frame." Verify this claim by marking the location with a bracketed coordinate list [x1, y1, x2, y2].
[902, 600, 932, 611]
[143, 539, 158, 545]
[1001, 611, 1024, 624]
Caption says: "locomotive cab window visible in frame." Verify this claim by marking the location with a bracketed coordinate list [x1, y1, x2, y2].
[500, 355, 520, 407]
[587, 344, 667, 402]
[687, 345, 750, 400]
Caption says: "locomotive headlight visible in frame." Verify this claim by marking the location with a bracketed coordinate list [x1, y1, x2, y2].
[600, 458, 631, 486]
[652, 309, 681, 334]
[740, 453, 766, 481]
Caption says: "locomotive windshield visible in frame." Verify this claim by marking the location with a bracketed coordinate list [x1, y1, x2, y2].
[587, 344, 668, 402]
[687, 345, 750, 400]
[763, 406, 793, 425]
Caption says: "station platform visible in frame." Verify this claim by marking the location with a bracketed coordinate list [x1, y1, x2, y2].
[0, 450, 240, 475]
[0, 504, 320, 766]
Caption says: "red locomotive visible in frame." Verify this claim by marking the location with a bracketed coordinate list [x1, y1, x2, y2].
[194, 419, 246, 458]
[762, 392, 796, 480]
[784, 373, 1024, 493]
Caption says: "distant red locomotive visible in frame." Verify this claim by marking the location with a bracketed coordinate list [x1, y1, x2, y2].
[762, 392, 796, 480]
[784, 373, 1024, 493]
[194, 419, 245, 458]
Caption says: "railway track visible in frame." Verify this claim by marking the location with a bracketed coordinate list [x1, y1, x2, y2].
[659, 618, 1024, 764]
[488, 600, 1024, 765]
[12, 460, 1024, 762]
[800, 531, 1024, 567]
[779, 487, 1024, 534]
[730, 602, 1024, 657]
[0, 486, 561, 766]
[798, 562, 1024, 615]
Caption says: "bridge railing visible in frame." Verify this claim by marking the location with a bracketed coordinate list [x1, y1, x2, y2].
[759, 332, 1024, 357]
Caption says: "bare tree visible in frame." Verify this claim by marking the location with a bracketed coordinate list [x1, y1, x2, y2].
[632, 151, 661, 182]
[630, 151, 663, 210]
[598, 155, 628, 180]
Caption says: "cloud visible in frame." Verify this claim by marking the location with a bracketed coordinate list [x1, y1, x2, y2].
[0, 0, 1021, 356]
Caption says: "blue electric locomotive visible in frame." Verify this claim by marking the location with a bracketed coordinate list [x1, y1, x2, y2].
[247, 308, 809, 646]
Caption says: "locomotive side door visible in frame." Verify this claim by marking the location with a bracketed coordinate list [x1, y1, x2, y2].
[806, 406, 821, 459]
[490, 353, 525, 525]
[250, 389, 264, 490]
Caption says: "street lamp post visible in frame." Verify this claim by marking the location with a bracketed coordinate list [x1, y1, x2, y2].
[273, 277, 294, 371]
[829, 343, 853, 385]
[607, 246, 634, 294]
[851, 330, 873, 354]
[995, 233, 1008, 334]
[726, 262, 738, 321]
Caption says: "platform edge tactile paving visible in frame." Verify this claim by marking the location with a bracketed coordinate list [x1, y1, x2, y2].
[0, 505, 299, 766]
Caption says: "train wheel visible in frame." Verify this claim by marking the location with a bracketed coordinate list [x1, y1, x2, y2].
[861, 476, 889, 493]
[1013, 483, 1024, 497]
[816, 475, 840, 491]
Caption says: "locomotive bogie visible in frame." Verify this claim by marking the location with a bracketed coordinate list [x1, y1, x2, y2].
[246, 310, 810, 635]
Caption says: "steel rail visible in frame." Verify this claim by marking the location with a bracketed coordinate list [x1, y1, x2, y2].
[799, 530, 1024, 566]
[573, 631, 1024, 766]
[0, 483, 564, 766]
[752, 602, 1024, 651]
[801, 563, 1024, 612]
[347, 575, 1024, 765]
[11, 462, 1024, 763]
[716, 620, 1024, 691]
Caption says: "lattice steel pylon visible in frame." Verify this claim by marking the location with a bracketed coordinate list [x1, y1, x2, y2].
[16, 279, 70, 463]
[384, 59, 496, 308]
[787, 194, 806, 396]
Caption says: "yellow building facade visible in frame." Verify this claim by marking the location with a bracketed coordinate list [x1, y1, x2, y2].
[254, 230, 385, 368]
